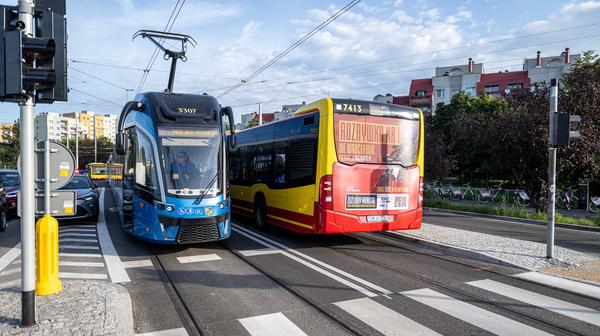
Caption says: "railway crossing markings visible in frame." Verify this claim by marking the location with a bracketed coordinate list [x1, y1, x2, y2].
[135, 327, 188, 336]
[238, 312, 307, 336]
[177, 254, 221, 264]
[238, 248, 281, 257]
[0, 242, 20, 273]
[61, 244, 100, 250]
[513, 271, 600, 300]
[123, 259, 153, 269]
[401, 288, 552, 336]
[468, 279, 600, 328]
[334, 297, 442, 336]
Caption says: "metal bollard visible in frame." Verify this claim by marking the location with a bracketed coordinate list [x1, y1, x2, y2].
[36, 214, 62, 295]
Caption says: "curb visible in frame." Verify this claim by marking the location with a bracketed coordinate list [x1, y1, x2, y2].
[424, 207, 600, 233]
[114, 284, 134, 336]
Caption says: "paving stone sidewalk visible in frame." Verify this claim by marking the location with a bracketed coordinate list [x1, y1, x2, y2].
[0, 280, 132, 336]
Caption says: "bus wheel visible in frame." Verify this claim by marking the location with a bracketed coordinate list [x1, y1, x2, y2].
[254, 197, 269, 230]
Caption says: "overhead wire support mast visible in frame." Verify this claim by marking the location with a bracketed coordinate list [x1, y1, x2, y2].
[217, 0, 361, 98]
[133, 30, 196, 93]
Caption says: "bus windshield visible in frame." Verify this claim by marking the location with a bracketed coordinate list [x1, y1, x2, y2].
[90, 164, 107, 175]
[159, 127, 222, 196]
[334, 113, 420, 166]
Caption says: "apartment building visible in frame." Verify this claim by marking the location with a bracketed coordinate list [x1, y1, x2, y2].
[381, 48, 580, 115]
[0, 123, 14, 144]
[35, 111, 118, 142]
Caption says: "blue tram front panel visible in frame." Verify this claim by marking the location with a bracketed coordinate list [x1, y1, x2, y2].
[131, 195, 230, 244]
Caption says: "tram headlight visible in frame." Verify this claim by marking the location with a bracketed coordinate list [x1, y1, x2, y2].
[218, 202, 225, 209]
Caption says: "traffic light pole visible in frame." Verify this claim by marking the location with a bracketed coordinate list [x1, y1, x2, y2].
[547, 79, 558, 259]
[18, 0, 36, 327]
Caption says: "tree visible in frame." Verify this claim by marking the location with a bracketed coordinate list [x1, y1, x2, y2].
[0, 122, 20, 169]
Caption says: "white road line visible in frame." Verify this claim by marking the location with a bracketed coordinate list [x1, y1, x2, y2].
[62, 224, 96, 229]
[238, 248, 281, 257]
[233, 227, 377, 297]
[234, 224, 392, 296]
[59, 252, 103, 258]
[177, 254, 221, 264]
[402, 288, 551, 336]
[0, 242, 21, 273]
[468, 279, 600, 328]
[514, 271, 600, 301]
[0, 268, 20, 277]
[60, 261, 105, 267]
[335, 297, 441, 336]
[0, 279, 20, 290]
[123, 260, 153, 269]
[135, 327, 189, 336]
[239, 312, 307, 336]
[59, 272, 108, 280]
[59, 238, 99, 243]
[60, 245, 100, 250]
[59, 228, 96, 233]
[97, 188, 130, 283]
[59, 233, 97, 238]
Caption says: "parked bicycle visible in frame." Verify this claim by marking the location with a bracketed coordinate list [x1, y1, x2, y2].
[476, 184, 504, 204]
[461, 183, 476, 201]
[589, 196, 599, 214]
[513, 189, 531, 207]
[556, 186, 579, 210]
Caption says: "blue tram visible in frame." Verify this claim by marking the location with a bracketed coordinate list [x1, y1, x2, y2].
[110, 92, 235, 244]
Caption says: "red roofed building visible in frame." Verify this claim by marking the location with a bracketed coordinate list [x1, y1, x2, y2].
[477, 71, 529, 96]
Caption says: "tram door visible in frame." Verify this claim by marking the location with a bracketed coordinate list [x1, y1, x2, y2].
[122, 128, 136, 232]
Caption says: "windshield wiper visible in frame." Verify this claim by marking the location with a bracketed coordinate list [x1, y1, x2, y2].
[193, 170, 221, 205]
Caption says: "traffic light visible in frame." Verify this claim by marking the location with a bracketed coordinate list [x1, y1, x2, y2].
[552, 112, 581, 146]
[1, 5, 66, 103]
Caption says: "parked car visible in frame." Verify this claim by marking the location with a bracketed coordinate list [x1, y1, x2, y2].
[0, 169, 19, 215]
[58, 174, 99, 223]
[0, 180, 7, 232]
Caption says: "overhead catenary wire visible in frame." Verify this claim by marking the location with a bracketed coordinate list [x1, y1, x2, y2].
[70, 88, 123, 107]
[70, 66, 132, 91]
[217, 0, 361, 98]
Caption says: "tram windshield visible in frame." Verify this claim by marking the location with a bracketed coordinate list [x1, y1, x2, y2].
[159, 127, 223, 197]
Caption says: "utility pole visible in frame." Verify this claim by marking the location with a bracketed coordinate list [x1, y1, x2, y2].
[258, 102, 263, 125]
[18, 0, 36, 326]
[547, 79, 558, 259]
[93, 116, 97, 162]
[75, 114, 79, 169]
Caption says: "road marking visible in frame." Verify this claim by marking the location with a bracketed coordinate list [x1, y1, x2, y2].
[59, 272, 108, 280]
[233, 226, 378, 297]
[59, 233, 97, 238]
[402, 288, 551, 336]
[123, 260, 153, 269]
[59, 252, 103, 258]
[60, 245, 100, 250]
[234, 224, 392, 296]
[468, 279, 600, 328]
[514, 271, 600, 300]
[238, 248, 281, 257]
[59, 228, 96, 233]
[0, 279, 20, 289]
[0, 268, 20, 277]
[334, 297, 441, 336]
[0, 242, 21, 273]
[97, 188, 130, 283]
[59, 238, 99, 243]
[135, 327, 189, 336]
[177, 254, 221, 264]
[239, 312, 307, 336]
[60, 261, 105, 267]
[63, 224, 96, 229]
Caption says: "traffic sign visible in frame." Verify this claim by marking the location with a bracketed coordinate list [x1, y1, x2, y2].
[17, 190, 76, 217]
[19, 140, 76, 190]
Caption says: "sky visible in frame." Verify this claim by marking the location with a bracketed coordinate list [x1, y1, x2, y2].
[1, 0, 599, 123]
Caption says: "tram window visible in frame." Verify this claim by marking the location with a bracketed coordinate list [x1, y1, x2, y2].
[135, 130, 160, 194]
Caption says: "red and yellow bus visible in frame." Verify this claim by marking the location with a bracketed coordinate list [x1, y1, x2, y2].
[229, 98, 424, 234]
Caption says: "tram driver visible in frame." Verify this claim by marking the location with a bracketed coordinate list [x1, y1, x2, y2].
[170, 151, 200, 189]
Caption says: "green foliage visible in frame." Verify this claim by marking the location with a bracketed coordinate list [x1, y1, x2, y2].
[61, 136, 114, 169]
[0, 122, 20, 168]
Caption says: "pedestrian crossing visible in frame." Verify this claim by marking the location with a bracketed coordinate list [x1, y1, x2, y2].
[0, 223, 109, 289]
[230, 275, 600, 336]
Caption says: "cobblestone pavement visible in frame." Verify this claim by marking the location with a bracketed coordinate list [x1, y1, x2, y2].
[0, 280, 131, 336]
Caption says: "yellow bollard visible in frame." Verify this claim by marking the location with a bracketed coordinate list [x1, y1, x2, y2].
[36, 214, 62, 295]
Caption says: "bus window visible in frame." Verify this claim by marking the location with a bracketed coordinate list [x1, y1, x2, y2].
[273, 143, 287, 185]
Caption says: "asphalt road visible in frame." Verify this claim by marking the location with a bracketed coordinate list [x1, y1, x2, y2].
[102, 188, 600, 336]
[424, 208, 600, 257]
[2, 190, 600, 336]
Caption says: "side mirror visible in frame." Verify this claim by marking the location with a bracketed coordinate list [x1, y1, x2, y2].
[221, 106, 235, 135]
[93, 183, 97, 189]
[115, 133, 127, 155]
